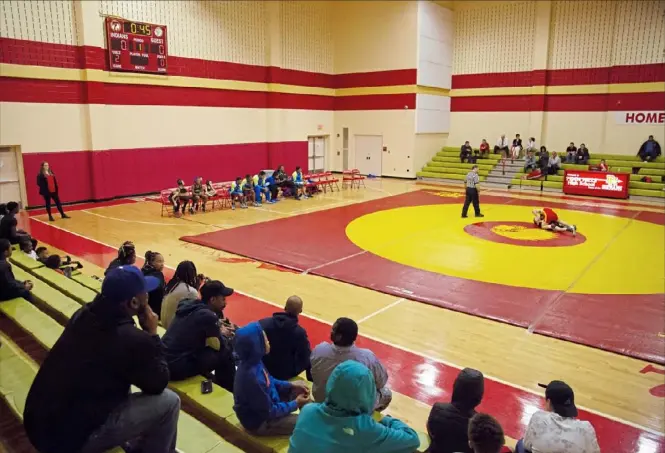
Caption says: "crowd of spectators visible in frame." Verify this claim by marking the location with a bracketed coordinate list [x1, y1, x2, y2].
[7, 239, 603, 453]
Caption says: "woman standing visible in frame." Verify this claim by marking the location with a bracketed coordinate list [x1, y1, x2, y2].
[36, 162, 69, 222]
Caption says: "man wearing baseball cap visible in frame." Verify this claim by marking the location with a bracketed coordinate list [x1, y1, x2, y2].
[24, 266, 180, 453]
[163, 280, 236, 391]
[516, 380, 599, 453]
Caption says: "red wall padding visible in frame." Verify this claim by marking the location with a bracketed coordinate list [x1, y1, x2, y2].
[22, 141, 307, 206]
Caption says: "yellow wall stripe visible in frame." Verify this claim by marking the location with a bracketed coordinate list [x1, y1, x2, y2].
[451, 82, 665, 97]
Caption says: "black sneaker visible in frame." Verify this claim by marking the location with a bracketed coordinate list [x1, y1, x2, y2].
[461, 215, 468, 218]
[475, 214, 485, 218]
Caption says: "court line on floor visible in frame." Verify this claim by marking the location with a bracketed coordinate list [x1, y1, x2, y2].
[301, 250, 368, 274]
[78, 209, 213, 227]
[28, 218, 665, 437]
[356, 298, 405, 324]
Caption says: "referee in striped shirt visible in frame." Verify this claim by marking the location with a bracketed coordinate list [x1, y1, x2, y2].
[462, 165, 484, 218]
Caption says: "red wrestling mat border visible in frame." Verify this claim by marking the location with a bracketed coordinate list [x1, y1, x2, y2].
[181, 191, 665, 364]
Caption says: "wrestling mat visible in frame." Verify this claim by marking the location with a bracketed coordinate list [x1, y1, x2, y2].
[182, 190, 665, 364]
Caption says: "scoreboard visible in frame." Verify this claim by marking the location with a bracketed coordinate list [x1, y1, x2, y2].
[105, 17, 168, 74]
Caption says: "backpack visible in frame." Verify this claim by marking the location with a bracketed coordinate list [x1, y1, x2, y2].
[641, 176, 653, 183]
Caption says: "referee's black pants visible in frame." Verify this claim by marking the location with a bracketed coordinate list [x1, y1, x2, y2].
[462, 187, 481, 217]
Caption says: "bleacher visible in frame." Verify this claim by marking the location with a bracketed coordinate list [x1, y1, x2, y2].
[511, 154, 665, 198]
[418, 147, 665, 199]
[416, 147, 501, 182]
[0, 245, 431, 453]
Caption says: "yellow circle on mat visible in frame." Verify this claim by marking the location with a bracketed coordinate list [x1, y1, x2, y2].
[345, 204, 665, 294]
[491, 224, 558, 241]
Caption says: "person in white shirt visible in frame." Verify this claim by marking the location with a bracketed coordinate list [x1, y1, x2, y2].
[161, 260, 203, 328]
[526, 137, 536, 153]
[516, 381, 600, 453]
[494, 135, 510, 155]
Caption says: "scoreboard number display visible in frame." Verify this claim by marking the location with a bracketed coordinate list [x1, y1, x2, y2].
[105, 17, 168, 74]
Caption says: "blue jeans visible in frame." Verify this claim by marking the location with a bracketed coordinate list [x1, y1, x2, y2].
[80, 390, 180, 453]
[255, 186, 271, 203]
[515, 439, 531, 453]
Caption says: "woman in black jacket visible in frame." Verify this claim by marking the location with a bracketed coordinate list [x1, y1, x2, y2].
[105, 241, 137, 275]
[426, 368, 485, 453]
[141, 250, 166, 316]
[36, 162, 69, 222]
[273, 165, 299, 199]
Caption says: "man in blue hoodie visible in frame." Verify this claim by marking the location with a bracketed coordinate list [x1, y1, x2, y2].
[162, 280, 236, 391]
[233, 322, 310, 436]
[288, 360, 420, 453]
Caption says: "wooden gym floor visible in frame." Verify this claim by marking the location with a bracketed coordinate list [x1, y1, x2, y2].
[18, 178, 665, 453]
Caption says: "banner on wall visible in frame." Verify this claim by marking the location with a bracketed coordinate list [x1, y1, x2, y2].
[615, 111, 665, 125]
[563, 170, 629, 199]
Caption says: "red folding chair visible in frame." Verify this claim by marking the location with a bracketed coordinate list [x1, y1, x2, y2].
[159, 189, 175, 217]
[323, 172, 340, 192]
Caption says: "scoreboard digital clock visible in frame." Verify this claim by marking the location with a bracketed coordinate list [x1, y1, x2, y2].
[105, 17, 168, 74]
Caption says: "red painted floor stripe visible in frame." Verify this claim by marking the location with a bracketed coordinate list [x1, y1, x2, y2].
[181, 191, 665, 364]
[24, 217, 663, 453]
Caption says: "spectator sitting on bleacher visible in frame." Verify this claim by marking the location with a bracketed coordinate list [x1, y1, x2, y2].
[537, 146, 549, 174]
[161, 260, 202, 327]
[106, 241, 136, 275]
[548, 151, 561, 175]
[23, 266, 180, 453]
[230, 176, 247, 210]
[243, 173, 260, 207]
[35, 246, 48, 263]
[311, 317, 392, 411]
[565, 142, 577, 163]
[292, 166, 309, 199]
[19, 236, 37, 259]
[258, 295, 311, 381]
[163, 280, 236, 391]
[575, 144, 590, 165]
[192, 176, 208, 213]
[45, 254, 80, 278]
[599, 159, 608, 172]
[0, 201, 37, 248]
[479, 139, 490, 157]
[254, 171, 276, 205]
[142, 250, 166, 316]
[524, 151, 538, 172]
[460, 141, 475, 164]
[516, 380, 599, 453]
[638, 135, 662, 162]
[494, 135, 509, 155]
[468, 413, 505, 453]
[233, 322, 311, 436]
[526, 137, 537, 154]
[289, 360, 420, 453]
[511, 134, 523, 162]
[170, 179, 191, 217]
[0, 238, 34, 302]
[426, 367, 484, 453]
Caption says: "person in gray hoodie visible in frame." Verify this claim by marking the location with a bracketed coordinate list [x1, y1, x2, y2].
[425, 368, 485, 453]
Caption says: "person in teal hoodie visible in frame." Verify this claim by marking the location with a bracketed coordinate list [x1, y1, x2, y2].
[233, 322, 311, 436]
[288, 360, 420, 453]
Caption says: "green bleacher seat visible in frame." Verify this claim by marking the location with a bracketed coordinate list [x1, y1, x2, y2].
[72, 273, 103, 293]
[30, 267, 97, 305]
[629, 188, 665, 198]
[422, 166, 490, 176]
[510, 178, 563, 189]
[417, 171, 486, 182]
[0, 298, 243, 453]
[12, 267, 81, 320]
[8, 251, 43, 270]
[0, 298, 63, 349]
[0, 332, 37, 419]
[638, 167, 665, 177]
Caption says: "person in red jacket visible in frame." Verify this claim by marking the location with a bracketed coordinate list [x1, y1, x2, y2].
[479, 139, 490, 157]
[532, 208, 576, 235]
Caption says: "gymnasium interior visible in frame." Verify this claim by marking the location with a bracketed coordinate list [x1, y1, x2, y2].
[0, 1, 664, 452]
